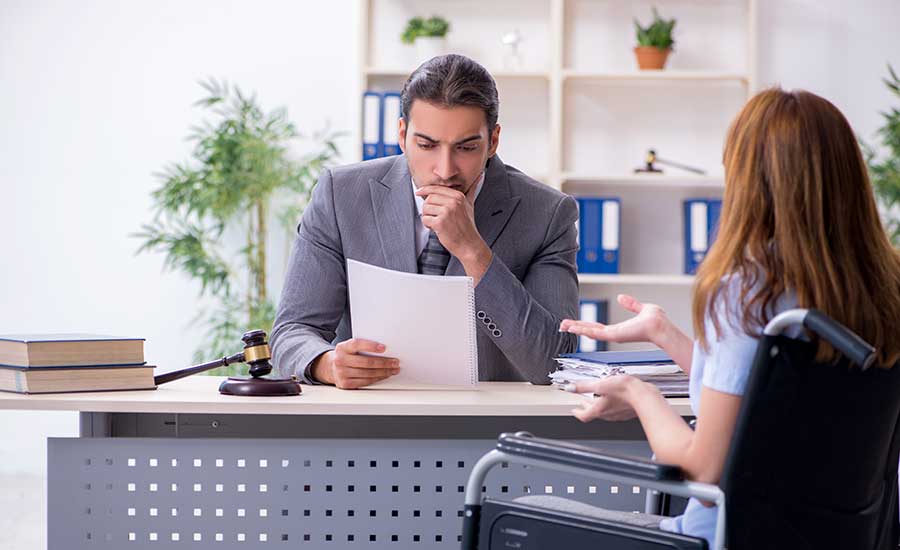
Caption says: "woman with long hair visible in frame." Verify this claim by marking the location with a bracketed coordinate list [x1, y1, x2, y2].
[559, 87, 900, 545]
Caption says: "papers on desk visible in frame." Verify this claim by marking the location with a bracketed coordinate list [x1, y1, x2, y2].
[550, 349, 689, 397]
[347, 259, 478, 389]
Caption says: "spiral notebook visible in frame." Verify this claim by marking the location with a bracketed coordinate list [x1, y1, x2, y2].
[347, 259, 478, 389]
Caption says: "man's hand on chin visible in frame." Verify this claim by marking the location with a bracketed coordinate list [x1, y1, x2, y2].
[415, 185, 493, 285]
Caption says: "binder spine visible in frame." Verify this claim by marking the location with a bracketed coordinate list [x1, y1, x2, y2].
[684, 198, 723, 274]
[382, 92, 402, 157]
[576, 197, 620, 274]
[577, 300, 609, 352]
[362, 91, 383, 160]
[466, 278, 479, 385]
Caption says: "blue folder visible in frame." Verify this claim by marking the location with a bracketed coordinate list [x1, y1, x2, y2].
[684, 198, 722, 274]
[576, 197, 620, 273]
[559, 349, 673, 366]
[576, 299, 609, 352]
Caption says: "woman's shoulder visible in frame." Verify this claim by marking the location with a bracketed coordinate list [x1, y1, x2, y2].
[710, 269, 802, 340]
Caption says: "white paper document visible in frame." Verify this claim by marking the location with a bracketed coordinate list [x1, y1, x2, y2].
[346, 259, 478, 388]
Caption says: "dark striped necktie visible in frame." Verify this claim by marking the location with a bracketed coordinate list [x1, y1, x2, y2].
[417, 231, 451, 275]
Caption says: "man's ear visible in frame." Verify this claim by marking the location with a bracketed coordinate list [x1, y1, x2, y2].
[488, 123, 501, 157]
[398, 117, 407, 154]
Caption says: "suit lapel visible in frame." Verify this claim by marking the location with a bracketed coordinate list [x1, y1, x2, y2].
[369, 156, 418, 273]
[446, 155, 521, 276]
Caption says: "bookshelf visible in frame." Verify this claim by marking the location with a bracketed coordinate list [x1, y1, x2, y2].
[356, 0, 756, 348]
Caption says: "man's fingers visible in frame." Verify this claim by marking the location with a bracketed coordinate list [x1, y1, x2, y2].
[422, 192, 460, 207]
[421, 204, 448, 217]
[416, 185, 464, 200]
[341, 353, 398, 370]
[337, 366, 399, 379]
[335, 374, 393, 390]
[339, 338, 386, 354]
[421, 214, 438, 229]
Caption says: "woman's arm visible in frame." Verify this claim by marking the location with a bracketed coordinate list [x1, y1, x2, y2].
[573, 376, 742, 485]
[560, 294, 695, 374]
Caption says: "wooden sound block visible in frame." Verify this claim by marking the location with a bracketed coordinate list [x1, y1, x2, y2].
[218, 376, 302, 396]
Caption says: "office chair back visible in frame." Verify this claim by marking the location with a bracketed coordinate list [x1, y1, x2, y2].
[721, 323, 900, 549]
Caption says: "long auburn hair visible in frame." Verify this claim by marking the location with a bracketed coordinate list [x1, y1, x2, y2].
[692, 88, 900, 367]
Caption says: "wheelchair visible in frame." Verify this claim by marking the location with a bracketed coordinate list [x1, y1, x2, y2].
[461, 308, 900, 549]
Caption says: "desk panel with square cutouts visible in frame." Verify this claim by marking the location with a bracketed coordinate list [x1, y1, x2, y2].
[49, 437, 652, 548]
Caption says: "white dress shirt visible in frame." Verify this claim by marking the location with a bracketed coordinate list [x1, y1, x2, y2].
[411, 172, 485, 257]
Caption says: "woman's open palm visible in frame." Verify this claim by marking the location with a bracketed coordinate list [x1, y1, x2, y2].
[561, 294, 667, 345]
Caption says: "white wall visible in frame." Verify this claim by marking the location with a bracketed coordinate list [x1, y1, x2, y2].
[0, 0, 898, 546]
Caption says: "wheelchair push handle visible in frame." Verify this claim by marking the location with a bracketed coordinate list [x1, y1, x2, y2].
[765, 308, 876, 370]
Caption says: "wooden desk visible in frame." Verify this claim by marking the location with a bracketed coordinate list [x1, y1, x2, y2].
[5, 377, 692, 549]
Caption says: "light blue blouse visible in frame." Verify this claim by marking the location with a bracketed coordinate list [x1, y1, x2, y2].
[658, 277, 799, 547]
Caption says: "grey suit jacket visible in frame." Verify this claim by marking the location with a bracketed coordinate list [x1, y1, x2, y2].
[271, 154, 579, 384]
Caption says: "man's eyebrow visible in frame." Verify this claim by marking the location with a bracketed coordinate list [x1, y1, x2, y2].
[412, 133, 483, 145]
[454, 135, 483, 145]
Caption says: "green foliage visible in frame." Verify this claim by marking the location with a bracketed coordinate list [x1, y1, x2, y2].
[634, 7, 676, 50]
[401, 15, 450, 44]
[866, 64, 900, 246]
[134, 78, 341, 374]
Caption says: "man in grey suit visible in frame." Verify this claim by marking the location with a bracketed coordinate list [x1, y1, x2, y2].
[272, 54, 578, 388]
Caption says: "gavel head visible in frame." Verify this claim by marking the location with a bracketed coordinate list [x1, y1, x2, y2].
[241, 330, 273, 378]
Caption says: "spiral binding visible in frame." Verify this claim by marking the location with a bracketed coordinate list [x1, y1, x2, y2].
[465, 278, 479, 385]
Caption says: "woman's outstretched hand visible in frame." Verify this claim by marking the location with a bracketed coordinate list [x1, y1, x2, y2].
[570, 375, 642, 422]
[560, 294, 668, 345]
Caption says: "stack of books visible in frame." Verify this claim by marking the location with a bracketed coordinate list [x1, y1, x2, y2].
[551, 349, 689, 397]
[0, 334, 156, 394]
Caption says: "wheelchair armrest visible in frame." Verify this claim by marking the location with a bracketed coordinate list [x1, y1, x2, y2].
[496, 432, 683, 482]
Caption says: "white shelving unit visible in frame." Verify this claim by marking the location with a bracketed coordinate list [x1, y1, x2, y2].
[357, 0, 756, 346]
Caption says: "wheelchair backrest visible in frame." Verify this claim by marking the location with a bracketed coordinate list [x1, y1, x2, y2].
[721, 334, 900, 549]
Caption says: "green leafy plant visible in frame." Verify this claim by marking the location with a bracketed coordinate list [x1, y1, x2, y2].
[134, 78, 340, 373]
[401, 16, 450, 44]
[865, 65, 900, 246]
[634, 7, 676, 50]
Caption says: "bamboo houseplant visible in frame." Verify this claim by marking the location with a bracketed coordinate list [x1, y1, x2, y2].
[135, 79, 340, 374]
[866, 65, 900, 246]
[633, 7, 677, 70]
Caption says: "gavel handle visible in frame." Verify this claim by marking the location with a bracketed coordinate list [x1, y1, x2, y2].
[154, 352, 245, 386]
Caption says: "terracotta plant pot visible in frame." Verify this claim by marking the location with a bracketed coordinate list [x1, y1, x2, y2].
[634, 46, 671, 70]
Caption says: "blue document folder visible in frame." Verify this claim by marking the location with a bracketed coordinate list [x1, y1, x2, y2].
[576, 300, 608, 352]
[576, 197, 620, 273]
[558, 349, 672, 366]
[684, 198, 723, 274]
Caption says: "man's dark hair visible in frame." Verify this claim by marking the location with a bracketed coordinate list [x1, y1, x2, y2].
[400, 54, 499, 130]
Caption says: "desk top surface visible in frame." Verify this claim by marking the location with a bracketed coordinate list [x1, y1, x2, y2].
[0, 376, 692, 417]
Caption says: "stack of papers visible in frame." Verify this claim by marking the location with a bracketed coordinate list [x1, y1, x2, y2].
[550, 349, 689, 397]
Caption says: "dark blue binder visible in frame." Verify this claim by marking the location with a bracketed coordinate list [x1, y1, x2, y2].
[576, 197, 620, 273]
[576, 299, 609, 352]
[684, 198, 722, 274]
[559, 349, 673, 366]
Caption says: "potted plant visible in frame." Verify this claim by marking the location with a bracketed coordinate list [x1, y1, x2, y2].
[633, 7, 676, 70]
[134, 78, 340, 373]
[402, 15, 450, 63]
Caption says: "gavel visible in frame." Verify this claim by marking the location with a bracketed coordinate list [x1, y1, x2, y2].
[154, 330, 302, 396]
